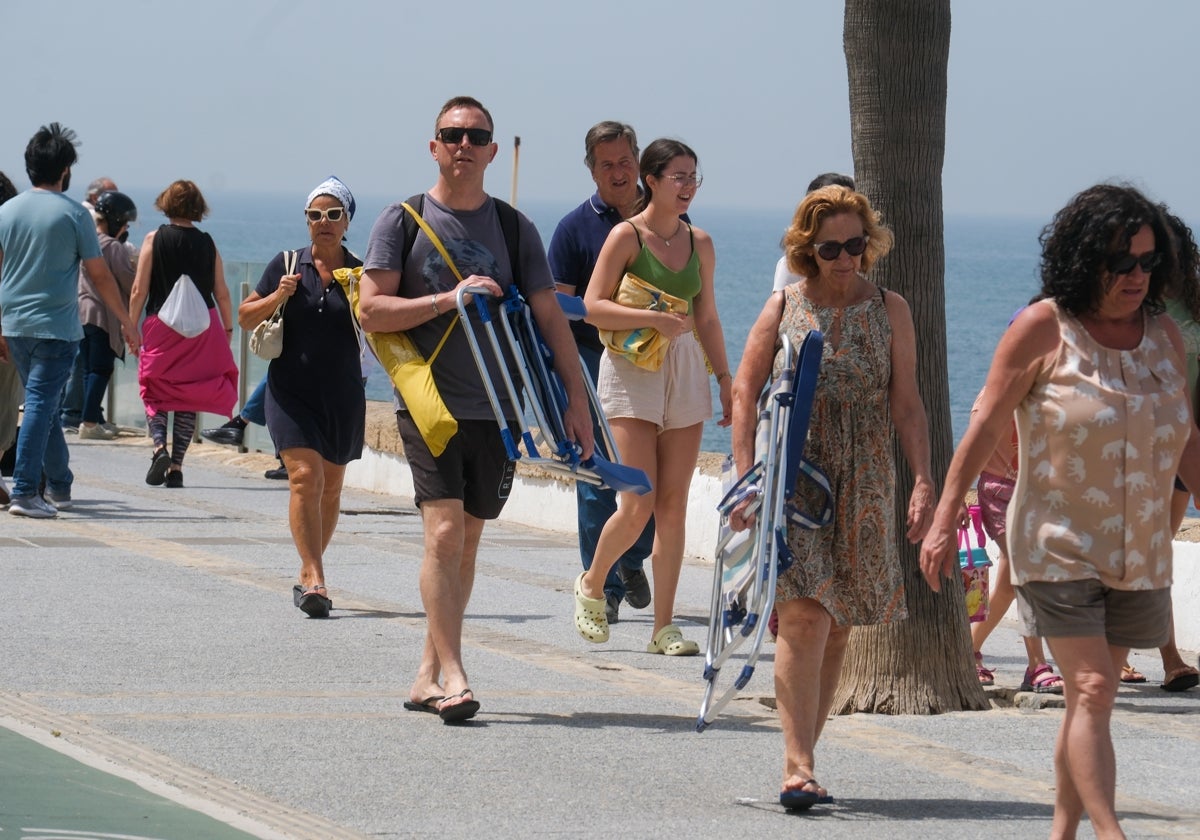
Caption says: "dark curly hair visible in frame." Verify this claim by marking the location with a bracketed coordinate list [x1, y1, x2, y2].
[1038, 184, 1175, 317]
[1161, 209, 1200, 322]
[0, 170, 16, 206]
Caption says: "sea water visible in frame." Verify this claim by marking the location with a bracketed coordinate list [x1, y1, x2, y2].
[129, 190, 1042, 453]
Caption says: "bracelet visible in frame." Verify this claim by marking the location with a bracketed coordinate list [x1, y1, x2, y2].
[430, 294, 441, 316]
[715, 371, 732, 384]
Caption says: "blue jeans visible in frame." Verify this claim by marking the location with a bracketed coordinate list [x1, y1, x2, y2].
[577, 344, 654, 598]
[241, 376, 268, 426]
[79, 324, 116, 424]
[60, 341, 86, 427]
[7, 337, 76, 499]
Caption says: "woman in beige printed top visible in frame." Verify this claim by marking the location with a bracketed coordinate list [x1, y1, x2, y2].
[920, 184, 1200, 840]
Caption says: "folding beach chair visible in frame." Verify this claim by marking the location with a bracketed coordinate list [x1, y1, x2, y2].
[697, 331, 832, 732]
[454, 285, 652, 495]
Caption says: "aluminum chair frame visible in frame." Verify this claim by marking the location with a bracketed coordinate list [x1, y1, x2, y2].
[454, 285, 651, 494]
[697, 330, 830, 731]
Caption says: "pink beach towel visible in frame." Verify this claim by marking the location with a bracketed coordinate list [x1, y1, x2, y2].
[138, 309, 238, 416]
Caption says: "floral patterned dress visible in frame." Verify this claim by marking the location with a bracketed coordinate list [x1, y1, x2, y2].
[775, 284, 906, 626]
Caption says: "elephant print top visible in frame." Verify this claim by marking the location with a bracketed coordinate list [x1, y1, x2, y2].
[1008, 301, 1188, 590]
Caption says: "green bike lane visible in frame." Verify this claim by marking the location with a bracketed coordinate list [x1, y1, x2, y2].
[0, 722, 266, 840]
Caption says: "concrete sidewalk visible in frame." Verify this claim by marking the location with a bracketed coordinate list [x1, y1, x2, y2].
[1, 434, 1198, 839]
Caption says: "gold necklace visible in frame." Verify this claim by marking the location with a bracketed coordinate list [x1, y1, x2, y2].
[643, 213, 682, 247]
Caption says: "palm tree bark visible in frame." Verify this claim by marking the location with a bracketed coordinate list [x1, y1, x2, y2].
[833, 0, 989, 714]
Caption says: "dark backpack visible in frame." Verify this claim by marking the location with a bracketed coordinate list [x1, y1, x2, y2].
[400, 193, 522, 285]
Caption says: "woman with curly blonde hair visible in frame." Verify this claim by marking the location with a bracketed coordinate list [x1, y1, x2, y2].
[730, 185, 933, 810]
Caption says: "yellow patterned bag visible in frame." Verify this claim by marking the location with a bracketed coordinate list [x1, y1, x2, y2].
[597, 271, 689, 371]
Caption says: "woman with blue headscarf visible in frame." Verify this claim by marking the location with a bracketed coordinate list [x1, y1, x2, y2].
[238, 176, 364, 618]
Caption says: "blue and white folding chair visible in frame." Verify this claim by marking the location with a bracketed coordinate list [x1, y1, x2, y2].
[454, 285, 651, 494]
[697, 331, 833, 731]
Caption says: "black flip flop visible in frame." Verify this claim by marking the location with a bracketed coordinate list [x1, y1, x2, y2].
[1162, 669, 1200, 692]
[292, 584, 332, 618]
[438, 689, 480, 723]
[403, 696, 445, 714]
[780, 779, 834, 811]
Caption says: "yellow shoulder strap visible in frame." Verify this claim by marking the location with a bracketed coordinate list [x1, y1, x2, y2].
[401, 201, 465, 283]
[400, 201, 459, 362]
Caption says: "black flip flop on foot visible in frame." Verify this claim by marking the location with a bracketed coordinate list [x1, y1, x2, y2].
[403, 696, 445, 714]
[1162, 668, 1200, 692]
[292, 584, 332, 618]
[780, 779, 833, 811]
[438, 689, 480, 723]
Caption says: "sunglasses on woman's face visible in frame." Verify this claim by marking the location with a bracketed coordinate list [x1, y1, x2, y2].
[813, 236, 868, 261]
[436, 126, 493, 146]
[305, 207, 346, 223]
[1106, 251, 1160, 276]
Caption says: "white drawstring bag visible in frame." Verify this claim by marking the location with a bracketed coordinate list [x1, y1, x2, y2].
[158, 274, 210, 338]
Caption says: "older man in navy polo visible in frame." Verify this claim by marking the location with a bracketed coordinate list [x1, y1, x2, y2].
[547, 121, 658, 625]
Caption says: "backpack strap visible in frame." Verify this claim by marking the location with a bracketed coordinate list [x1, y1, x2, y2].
[492, 198, 522, 286]
[399, 193, 424, 268]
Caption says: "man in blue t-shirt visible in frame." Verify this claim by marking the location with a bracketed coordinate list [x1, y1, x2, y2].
[359, 96, 593, 723]
[547, 121, 657, 625]
[0, 123, 139, 519]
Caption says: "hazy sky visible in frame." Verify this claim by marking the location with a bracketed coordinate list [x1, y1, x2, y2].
[2, 1, 1197, 221]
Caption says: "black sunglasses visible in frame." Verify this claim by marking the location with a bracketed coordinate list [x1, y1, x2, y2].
[813, 236, 868, 261]
[1107, 251, 1161, 276]
[436, 127, 493, 146]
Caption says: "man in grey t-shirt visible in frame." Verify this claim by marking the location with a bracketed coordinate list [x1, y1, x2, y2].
[360, 96, 592, 723]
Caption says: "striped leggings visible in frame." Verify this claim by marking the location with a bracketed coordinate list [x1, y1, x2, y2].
[147, 411, 196, 466]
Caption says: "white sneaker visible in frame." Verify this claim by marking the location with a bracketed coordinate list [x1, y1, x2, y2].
[78, 423, 118, 441]
[0, 474, 9, 507]
[100, 422, 120, 435]
[8, 495, 58, 519]
[45, 489, 73, 510]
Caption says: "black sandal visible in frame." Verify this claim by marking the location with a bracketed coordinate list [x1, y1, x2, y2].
[292, 583, 332, 618]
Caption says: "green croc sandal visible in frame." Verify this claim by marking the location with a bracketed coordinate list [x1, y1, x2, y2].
[647, 624, 699, 656]
[574, 572, 609, 643]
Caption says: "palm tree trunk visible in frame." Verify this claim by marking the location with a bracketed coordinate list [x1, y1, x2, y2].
[834, 0, 989, 714]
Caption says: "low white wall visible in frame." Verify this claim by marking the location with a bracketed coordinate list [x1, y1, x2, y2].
[345, 445, 1200, 653]
[1169, 541, 1200, 651]
[345, 445, 728, 557]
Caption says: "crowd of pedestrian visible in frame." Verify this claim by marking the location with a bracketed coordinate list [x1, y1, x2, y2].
[2, 106, 1198, 834]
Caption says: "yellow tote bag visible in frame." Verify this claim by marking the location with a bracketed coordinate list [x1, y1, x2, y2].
[333, 267, 459, 457]
[333, 202, 468, 457]
[597, 271, 689, 371]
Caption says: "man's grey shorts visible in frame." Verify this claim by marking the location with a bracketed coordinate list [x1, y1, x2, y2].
[1015, 578, 1171, 649]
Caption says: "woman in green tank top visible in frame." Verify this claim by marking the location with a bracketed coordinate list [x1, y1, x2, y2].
[575, 139, 732, 657]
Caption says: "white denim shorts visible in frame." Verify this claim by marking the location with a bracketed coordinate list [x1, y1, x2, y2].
[598, 331, 712, 431]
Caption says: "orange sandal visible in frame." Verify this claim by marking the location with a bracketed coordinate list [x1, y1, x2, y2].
[1120, 664, 1147, 683]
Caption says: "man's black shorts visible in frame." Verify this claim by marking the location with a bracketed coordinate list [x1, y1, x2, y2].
[396, 410, 515, 520]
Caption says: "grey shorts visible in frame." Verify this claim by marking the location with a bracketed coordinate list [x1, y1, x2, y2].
[1015, 579, 1171, 649]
